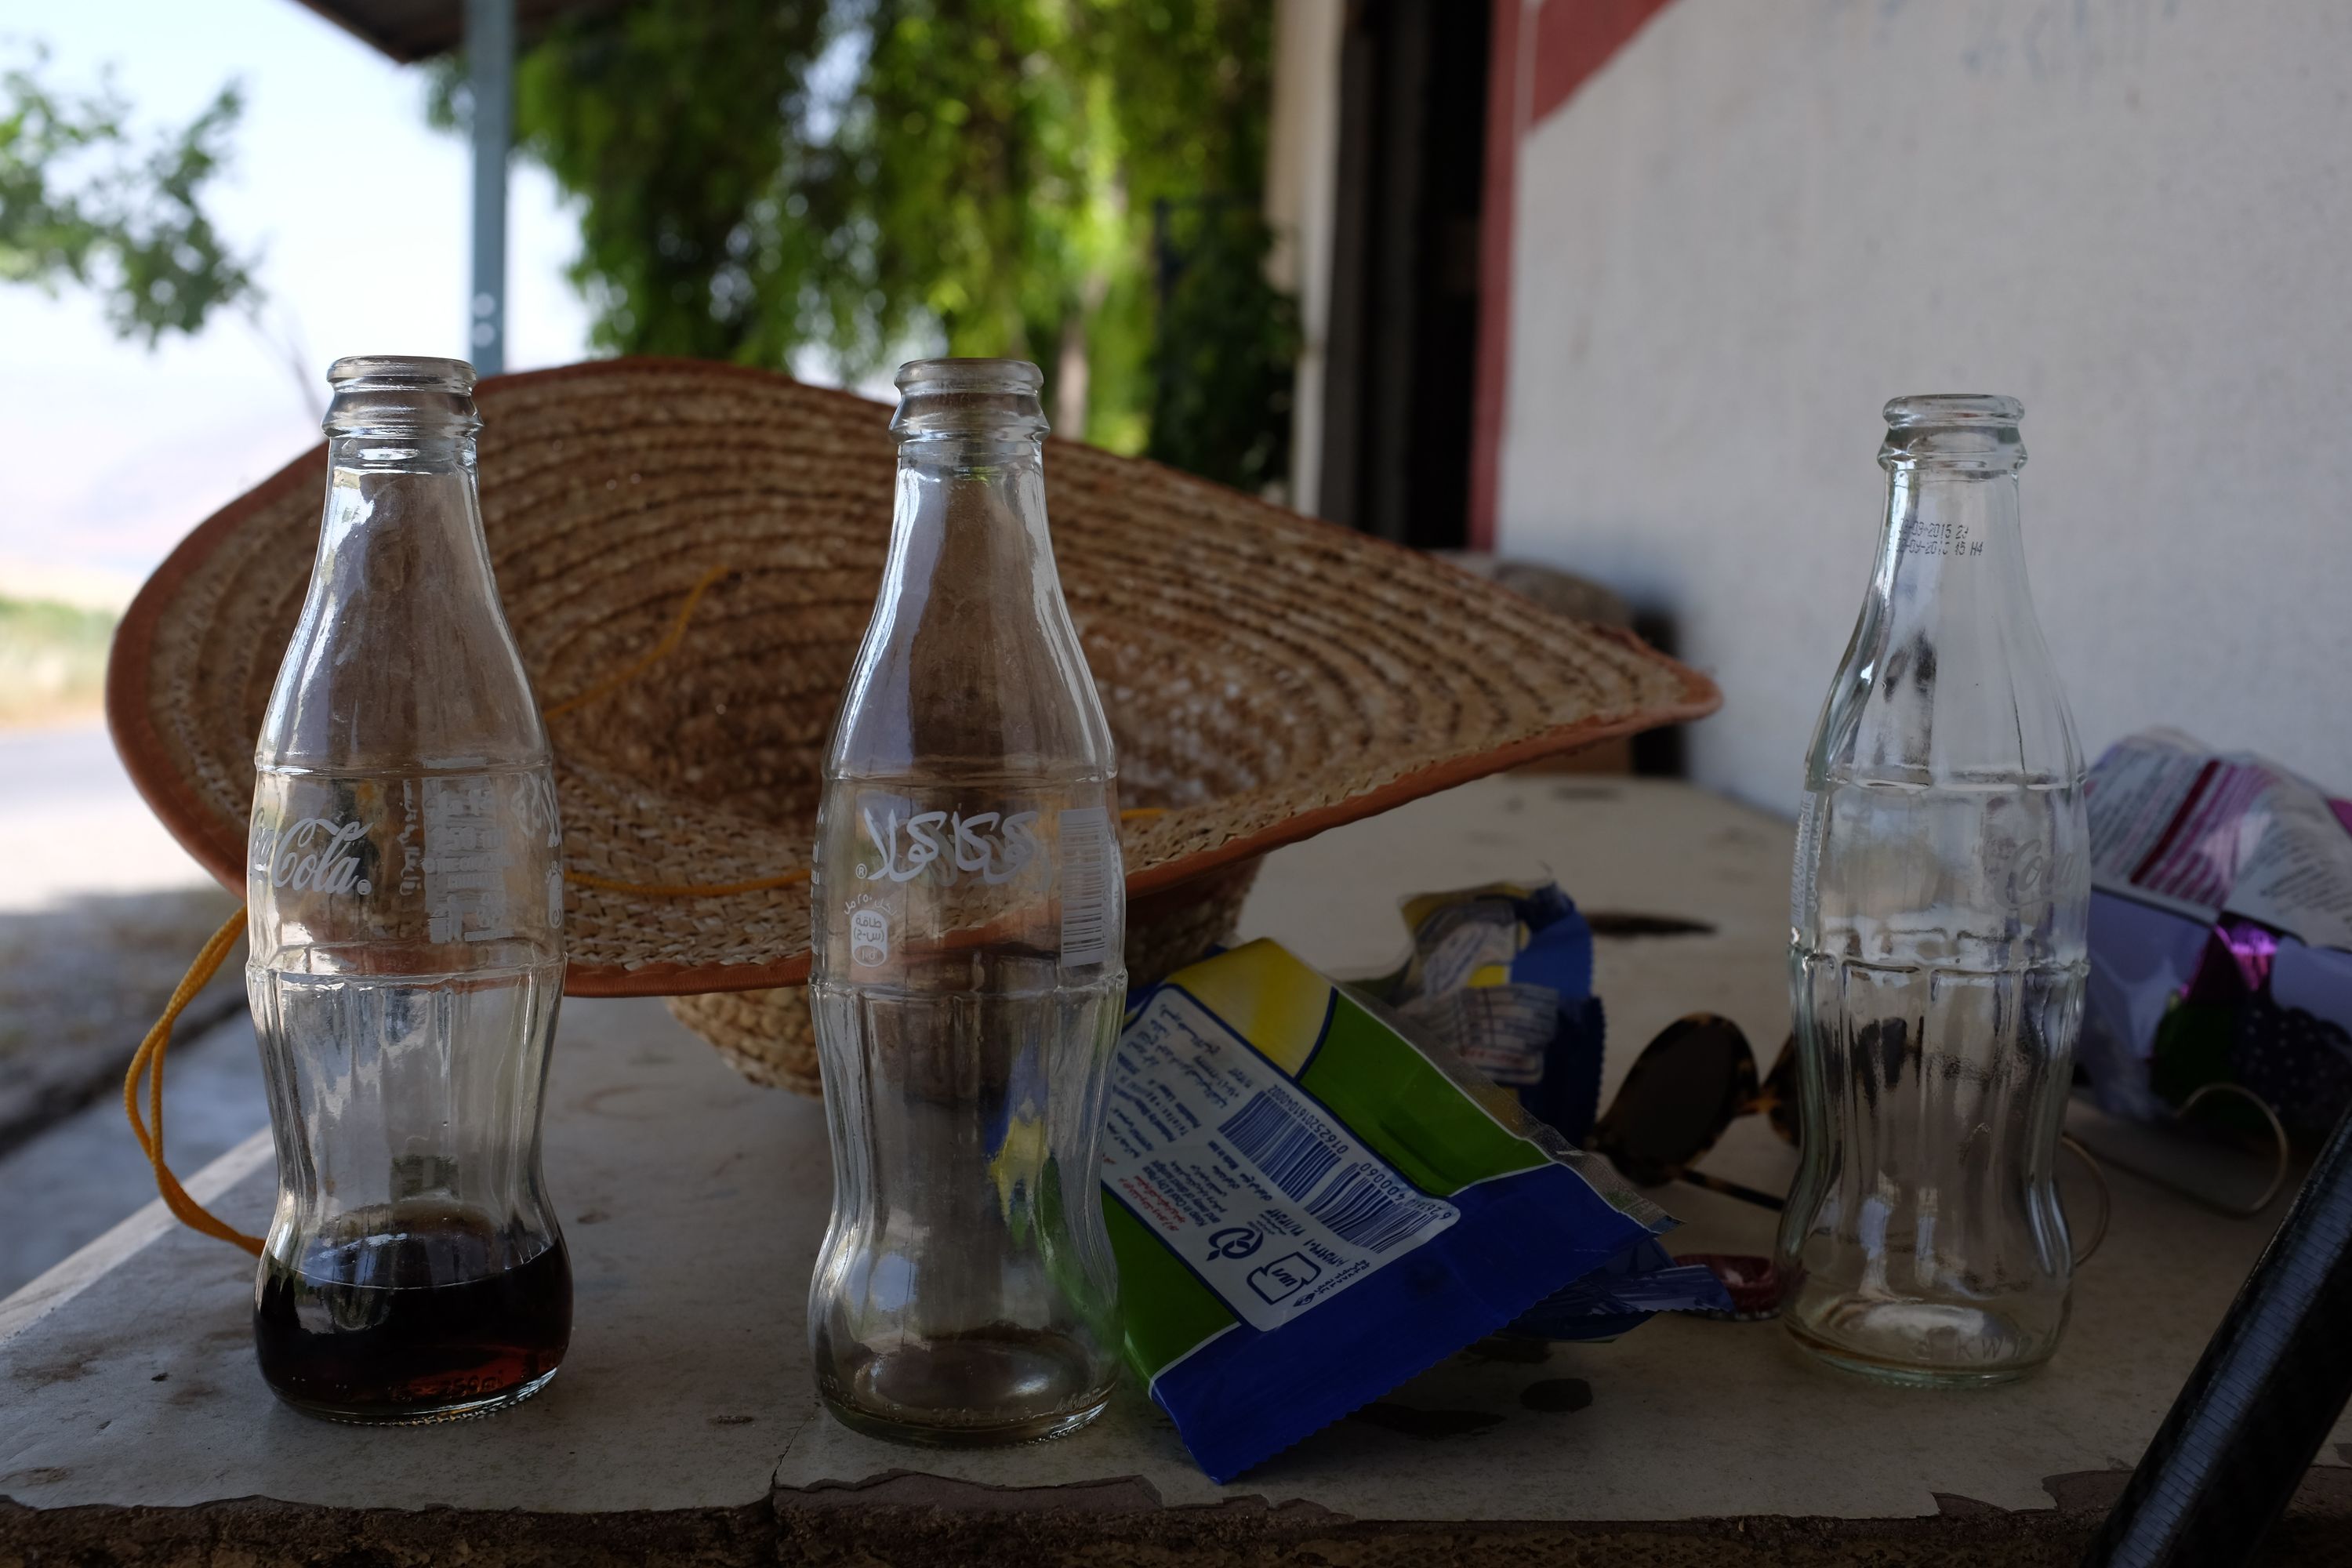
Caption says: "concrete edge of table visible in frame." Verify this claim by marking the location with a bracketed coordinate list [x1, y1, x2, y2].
[0, 1131, 274, 1352]
[10, 1468, 2352, 1566]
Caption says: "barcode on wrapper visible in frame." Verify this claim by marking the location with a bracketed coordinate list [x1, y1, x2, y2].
[1304, 1165, 1429, 1254]
[1219, 1092, 1342, 1200]
[1058, 807, 1113, 967]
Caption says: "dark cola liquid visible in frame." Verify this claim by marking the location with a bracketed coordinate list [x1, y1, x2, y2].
[255, 1203, 572, 1421]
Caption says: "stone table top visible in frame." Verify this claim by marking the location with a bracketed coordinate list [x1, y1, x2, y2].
[5, 777, 2347, 1566]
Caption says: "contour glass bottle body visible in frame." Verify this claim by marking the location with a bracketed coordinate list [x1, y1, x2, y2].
[808, 358, 1127, 1445]
[247, 357, 571, 1422]
[1777, 396, 2089, 1385]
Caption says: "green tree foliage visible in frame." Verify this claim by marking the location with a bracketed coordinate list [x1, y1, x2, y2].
[452, 0, 1294, 492]
[0, 50, 253, 343]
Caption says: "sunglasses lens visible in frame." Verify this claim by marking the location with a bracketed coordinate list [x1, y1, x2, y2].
[1595, 1014, 1755, 1182]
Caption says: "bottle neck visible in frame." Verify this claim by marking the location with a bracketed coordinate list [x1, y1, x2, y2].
[265, 438, 527, 771]
[884, 354, 1056, 596]
[318, 361, 488, 570]
[883, 434, 1057, 637]
[827, 430, 1106, 775]
[315, 435, 494, 593]
[1874, 462, 2026, 591]
[1818, 458, 2075, 788]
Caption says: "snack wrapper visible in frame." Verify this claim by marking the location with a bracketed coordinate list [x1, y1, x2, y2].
[1102, 938, 1671, 1482]
[1505, 1236, 1736, 1338]
[1379, 880, 1608, 1142]
[2082, 729, 2352, 1130]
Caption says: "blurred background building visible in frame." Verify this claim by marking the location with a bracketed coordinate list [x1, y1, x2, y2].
[1268, 0, 2352, 815]
[1492, 0, 2352, 815]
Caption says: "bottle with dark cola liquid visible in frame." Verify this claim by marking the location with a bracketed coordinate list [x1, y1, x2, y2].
[245, 356, 571, 1422]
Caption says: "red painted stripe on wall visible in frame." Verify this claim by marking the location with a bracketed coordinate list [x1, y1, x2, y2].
[1468, 0, 1679, 550]
[1531, 0, 1679, 125]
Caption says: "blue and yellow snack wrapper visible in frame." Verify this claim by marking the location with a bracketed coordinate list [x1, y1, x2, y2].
[1102, 938, 1673, 1482]
[1382, 880, 1608, 1141]
[1370, 881, 1733, 1337]
[1506, 1235, 1733, 1339]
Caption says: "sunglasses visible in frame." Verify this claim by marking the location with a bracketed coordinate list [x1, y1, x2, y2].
[1588, 1013, 1798, 1210]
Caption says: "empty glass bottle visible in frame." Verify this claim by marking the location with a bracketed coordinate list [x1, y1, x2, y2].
[808, 358, 1127, 1445]
[247, 356, 571, 1422]
[1778, 394, 2089, 1386]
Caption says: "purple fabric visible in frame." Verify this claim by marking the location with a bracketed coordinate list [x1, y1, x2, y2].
[2180, 919, 2284, 1006]
[2220, 919, 2283, 995]
[2082, 890, 2212, 1120]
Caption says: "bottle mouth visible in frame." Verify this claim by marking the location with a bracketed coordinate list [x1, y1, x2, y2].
[324, 356, 481, 437]
[328, 355, 477, 393]
[1880, 393, 2024, 473]
[891, 358, 1049, 441]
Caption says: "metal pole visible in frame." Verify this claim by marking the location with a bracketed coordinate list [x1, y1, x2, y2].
[2082, 1101, 2352, 1567]
[466, 0, 514, 376]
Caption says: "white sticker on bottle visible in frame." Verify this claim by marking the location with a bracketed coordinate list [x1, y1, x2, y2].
[849, 906, 890, 967]
[1058, 806, 1113, 967]
[1102, 987, 1459, 1332]
[421, 776, 514, 944]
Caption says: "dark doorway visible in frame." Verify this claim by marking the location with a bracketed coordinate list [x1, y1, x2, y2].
[1316, 0, 1491, 550]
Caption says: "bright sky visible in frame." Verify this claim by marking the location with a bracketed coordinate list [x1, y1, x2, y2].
[0, 0, 597, 600]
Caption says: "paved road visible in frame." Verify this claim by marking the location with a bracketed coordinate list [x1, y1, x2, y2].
[0, 721, 215, 910]
[0, 720, 262, 1294]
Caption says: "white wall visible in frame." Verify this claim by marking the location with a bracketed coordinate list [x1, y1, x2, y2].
[1497, 0, 2352, 816]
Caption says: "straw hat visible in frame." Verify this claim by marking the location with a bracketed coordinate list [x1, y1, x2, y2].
[110, 358, 1716, 1091]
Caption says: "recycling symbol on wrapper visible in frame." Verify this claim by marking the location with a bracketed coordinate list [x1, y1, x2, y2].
[1206, 1226, 1262, 1261]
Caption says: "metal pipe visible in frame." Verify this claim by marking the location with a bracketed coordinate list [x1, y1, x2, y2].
[2082, 1103, 2352, 1566]
[466, 0, 514, 376]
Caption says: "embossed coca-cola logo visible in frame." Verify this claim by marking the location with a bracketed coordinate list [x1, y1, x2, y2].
[253, 817, 373, 895]
[856, 804, 1043, 887]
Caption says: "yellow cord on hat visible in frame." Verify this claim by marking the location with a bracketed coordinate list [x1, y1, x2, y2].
[540, 563, 734, 721]
[123, 909, 263, 1255]
[134, 568, 1171, 1249]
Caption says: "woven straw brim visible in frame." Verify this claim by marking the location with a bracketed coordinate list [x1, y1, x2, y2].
[109, 358, 1717, 997]
[670, 858, 1264, 1096]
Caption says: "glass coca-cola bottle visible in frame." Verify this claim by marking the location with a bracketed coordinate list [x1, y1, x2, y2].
[1779, 395, 2089, 1385]
[808, 358, 1127, 1445]
[246, 355, 571, 1422]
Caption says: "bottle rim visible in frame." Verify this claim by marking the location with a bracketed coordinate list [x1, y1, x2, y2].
[1882, 394, 2022, 430]
[327, 355, 478, 394]
[1879, 394, 2024, 474]
[324, 357, 481, 439]
[891, 358, 1048, 441]
[895, 358, 1043, 396]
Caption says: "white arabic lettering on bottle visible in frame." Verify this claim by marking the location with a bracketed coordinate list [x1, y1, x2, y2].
[256, 816, 372, 895]
[860, 804, 1043, 887]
